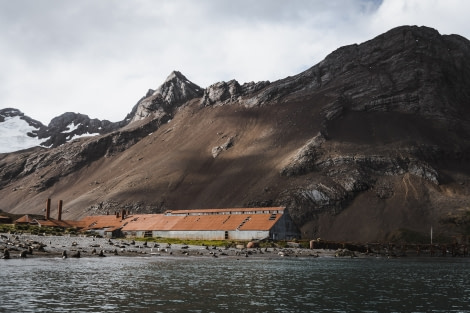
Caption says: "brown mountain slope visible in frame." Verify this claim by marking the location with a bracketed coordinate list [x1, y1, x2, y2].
[2, 25, 470, 242]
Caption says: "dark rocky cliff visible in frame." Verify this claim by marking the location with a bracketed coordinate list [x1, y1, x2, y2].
[2, 26, 470, 242]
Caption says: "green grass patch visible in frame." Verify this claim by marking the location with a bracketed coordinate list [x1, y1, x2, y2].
[0, 224, 66, 236]
[134, 237, 238, 247]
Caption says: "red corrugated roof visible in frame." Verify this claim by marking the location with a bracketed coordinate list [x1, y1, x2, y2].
[36, 219, 79, 228]
[121, 212, 282, 232]
[15, 215, 36, 224]
[166, 207, 285, 215]
[79, 214, 128, 231]
[70, 207, 286, 233]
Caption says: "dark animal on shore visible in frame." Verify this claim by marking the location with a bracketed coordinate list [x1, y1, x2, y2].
[19, 250, 28, 258]
[98, 250, 106, 257]
[62, 250, 67, 259]
[2, 249, 9, 259]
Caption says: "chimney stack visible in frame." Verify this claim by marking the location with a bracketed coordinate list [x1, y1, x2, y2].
[45, 198, 51, 220]
[121, 209, 126, 219]
[57, 200, 63, 221]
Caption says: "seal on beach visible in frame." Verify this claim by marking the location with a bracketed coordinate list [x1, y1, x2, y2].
[62, 250, 68, 259]
[20, 250, 28, 258]
[2, 249, 9, 259]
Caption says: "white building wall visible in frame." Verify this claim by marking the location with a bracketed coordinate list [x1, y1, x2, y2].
[152, 230, 226, 240]
[148, 230, 271, 240]
[227, 231, 270, 240]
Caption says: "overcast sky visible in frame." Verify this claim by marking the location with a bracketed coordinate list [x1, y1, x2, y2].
[1, 0, 470, 124]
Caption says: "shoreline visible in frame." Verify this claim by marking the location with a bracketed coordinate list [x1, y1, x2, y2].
[1, 233, 334, 259]
[1, 233, 467, 260]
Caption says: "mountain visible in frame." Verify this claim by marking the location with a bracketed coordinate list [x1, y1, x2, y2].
[0, 108, 126, 153]
[2, 25, 470, 242]
[0, 71, 205, 153]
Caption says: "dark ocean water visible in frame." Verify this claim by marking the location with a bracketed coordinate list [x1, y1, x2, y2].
[1, 256, 469, 312]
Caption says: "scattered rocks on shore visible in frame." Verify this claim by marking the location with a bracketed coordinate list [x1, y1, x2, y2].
[0, 233, 339, 260]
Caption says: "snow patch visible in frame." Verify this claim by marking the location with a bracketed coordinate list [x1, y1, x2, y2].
[68, 132, 100, 141]
[62, 123, 81, 133]
[0, 116, 43, 153]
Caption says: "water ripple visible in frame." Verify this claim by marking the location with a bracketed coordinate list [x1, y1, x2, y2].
[0, 257, 469, 312]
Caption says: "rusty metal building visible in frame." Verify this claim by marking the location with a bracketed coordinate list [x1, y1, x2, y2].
[120, 207, 300, 240]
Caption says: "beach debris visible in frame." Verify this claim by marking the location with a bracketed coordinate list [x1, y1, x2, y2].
[335, 248, 356, 258]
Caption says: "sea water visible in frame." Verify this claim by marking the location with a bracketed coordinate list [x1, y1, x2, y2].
[0, 256, 469, 312]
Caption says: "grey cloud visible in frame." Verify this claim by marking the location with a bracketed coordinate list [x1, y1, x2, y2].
[2, 0, 468, 125]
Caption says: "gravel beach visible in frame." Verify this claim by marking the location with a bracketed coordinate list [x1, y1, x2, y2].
[0, 233, 336, 259]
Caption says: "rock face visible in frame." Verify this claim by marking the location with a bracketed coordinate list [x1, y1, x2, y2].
[37, 112, 124, 148]
[129, 71, 204, 123]
[201, 80, 270, 107]
[2, 26, 470, 242]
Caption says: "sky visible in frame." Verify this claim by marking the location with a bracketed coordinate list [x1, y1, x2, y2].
[1, 0, 470, 124]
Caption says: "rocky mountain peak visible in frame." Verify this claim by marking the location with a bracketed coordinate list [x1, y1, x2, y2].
[154, 70, 203, 105]
[37, 112, 119, 147]
[129, 71, 204, 123]
[163, 70, 186, 82]
[0, 108, 44, 129]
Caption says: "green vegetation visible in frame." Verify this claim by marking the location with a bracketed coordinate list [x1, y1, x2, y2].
[134, 237, 240, 247]
[0, 223, 66, 236]
[133, 237, 309, 248]
[0, 224, 15, 233]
